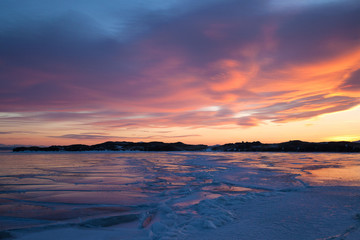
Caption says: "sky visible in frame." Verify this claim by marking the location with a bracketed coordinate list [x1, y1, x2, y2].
[0, 0, 360, 146]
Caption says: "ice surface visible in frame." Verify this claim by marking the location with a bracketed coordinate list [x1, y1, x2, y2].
[0, 151, 359, 239]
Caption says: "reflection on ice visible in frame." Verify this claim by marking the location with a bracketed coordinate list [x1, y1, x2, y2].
[303, 165, 360, 186]
[0, 151, 359, 239]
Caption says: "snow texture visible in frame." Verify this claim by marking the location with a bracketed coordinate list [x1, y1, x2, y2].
[0, 151, 359, 239]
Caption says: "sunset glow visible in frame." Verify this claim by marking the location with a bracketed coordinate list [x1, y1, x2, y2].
[1, 0, 359, 146]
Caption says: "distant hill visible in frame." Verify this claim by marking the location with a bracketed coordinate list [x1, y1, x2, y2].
[211, 140, 360, 152]
[0, 144, 26, 150]
[12, 140, 360, 152]
[13, 141, 208, 152]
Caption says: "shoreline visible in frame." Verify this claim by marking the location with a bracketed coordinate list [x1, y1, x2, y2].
[12, 140, 360, 153]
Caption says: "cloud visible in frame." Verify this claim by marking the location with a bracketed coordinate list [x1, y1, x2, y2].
[49, 133, 200, 141]
[0, 131, 14, 134]
[0, 131, 37, 134]
[340, 68, 360, 91]
[235, 95, 360, 126]
[237, 117, 262, 127]
[50, 134, 111, 140]
[0, 0, 359, 135]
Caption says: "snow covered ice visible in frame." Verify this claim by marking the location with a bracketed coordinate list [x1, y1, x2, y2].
[0, 151, 359, 239]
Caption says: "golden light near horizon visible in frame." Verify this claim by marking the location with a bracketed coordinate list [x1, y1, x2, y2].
[326, 136, 360, 142]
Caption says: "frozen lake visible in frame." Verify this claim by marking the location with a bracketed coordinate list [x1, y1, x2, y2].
[0, 151, 360, 239]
